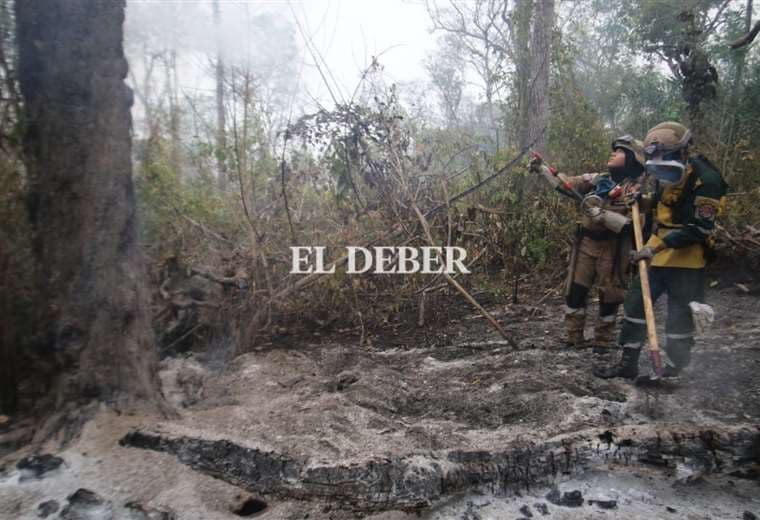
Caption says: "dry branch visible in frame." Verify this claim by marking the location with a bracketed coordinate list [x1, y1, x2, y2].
[730, 20, 760, 49]
[412, 203, 518, 348]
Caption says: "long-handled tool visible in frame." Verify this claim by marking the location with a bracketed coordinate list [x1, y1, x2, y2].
[530, 151, 584, 201]
[630, 201, 664, 383]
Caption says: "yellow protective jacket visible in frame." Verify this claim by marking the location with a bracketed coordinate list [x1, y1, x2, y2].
[646, 155, 727, 269]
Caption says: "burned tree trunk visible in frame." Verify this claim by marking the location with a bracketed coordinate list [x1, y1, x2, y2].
[16, 0, 167, 440]
[122, 423, 760, 513]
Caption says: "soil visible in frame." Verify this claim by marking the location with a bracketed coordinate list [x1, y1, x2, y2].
[1, 278, 759, 519]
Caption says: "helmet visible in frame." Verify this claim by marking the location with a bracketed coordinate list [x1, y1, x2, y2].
[643, 122, 692, 186]
[612, 134, 646, 167]
[643, 122, 692, 158]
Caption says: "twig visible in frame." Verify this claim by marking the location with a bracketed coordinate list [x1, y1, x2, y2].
[175, 210, 234, 246]
[424, 130, 543, 217]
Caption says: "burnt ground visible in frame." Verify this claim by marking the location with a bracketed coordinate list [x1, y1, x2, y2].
[1, 276, 760, 519]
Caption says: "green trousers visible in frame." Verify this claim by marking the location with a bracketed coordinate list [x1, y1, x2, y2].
[619, 266, 705, 370]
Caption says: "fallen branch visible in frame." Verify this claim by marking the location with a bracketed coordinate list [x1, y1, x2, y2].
[175, 209, 234, 246]
[412, 203, 518, 348]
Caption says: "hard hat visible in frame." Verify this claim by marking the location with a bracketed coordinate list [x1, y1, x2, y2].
[612, 134, 646, 167]
[643, 122, 692, 158]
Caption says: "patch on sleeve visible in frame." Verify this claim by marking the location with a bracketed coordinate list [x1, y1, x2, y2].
[694, 196, 719, 220]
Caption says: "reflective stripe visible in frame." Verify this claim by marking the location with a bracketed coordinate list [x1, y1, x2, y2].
[666, 332, 694, 340]
[621, 342, 643, 349]
[599, 314, 617, 323]
[564, 305, 586, 316]
[624, 314, 647, 324]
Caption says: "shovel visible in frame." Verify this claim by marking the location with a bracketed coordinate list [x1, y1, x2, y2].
[630, 201, 665, 385]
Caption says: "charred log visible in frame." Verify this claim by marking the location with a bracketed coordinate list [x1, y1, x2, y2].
[121, 424, 759, 512]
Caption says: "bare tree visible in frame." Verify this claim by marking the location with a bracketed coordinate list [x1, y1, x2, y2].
[16, 0, 168, 441]
[427, 0, 511, 139]
[425, 44, 466, 128]
[426, 0, 554, 153]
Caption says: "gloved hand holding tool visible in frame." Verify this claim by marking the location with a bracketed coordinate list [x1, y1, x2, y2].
[529, 152, 583, 201]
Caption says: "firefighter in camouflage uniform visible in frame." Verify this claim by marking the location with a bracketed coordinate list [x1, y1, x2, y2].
[595, 122, 728, 379]
[531, 136, 647, 353]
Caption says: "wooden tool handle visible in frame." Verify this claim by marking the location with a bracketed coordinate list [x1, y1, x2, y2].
[631, 202, 660, 354]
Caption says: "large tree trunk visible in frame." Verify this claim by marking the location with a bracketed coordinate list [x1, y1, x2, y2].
[213, 0, 228, 190]
[514, 0, 533, 150]
[16, 0, 167, 441]
[525, 0, 554, 156]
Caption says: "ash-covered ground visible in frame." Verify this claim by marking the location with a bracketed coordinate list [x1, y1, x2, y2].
[1, 282, 759, 520]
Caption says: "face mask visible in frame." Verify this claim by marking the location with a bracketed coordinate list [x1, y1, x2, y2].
[645, 153, 685, 186]
[646, 160, 684, 185]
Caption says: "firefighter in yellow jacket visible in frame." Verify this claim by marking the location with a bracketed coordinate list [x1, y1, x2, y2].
[595, 122, 728, 379]
[530, 136, 647, 353]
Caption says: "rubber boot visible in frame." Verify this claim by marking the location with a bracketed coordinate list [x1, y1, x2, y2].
[592, 345, 614, 357]
[661, 364, 681, 378]
[593, 314, 617, 353]
[593, 347, 640, 379]
[592, 315, 618, 360]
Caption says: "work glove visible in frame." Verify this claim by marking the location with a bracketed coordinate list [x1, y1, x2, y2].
[591, 209, 629, 233]
[630, 246, 656, 263]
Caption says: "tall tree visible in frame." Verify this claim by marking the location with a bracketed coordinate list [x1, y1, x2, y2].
[427, 0, 511, 146]
[626, 0, 732, 143]
[16, 0, 167, 440]
[425, 43, 466, 128]
[213, 0, 228, 190]
[525, 0, 554, 154]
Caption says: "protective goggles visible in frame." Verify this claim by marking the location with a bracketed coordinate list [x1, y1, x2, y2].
[645, 159, 685, 185]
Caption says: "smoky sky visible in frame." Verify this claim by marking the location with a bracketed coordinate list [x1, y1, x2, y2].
[125, 0, 435, 116]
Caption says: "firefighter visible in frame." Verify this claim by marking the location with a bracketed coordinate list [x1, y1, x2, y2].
[594, 122, 728, 379]
[530, 136, 647, 353]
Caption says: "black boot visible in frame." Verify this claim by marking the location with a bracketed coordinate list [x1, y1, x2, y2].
[593, 347, 640, 379]
[661, 364, 681, 378]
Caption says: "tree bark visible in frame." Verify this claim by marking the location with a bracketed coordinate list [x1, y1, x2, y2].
[0, 254, 18, 415]
[525, 0, 553, 156]
[16, 0, 168, 441]
[212, 0, 228, 190]
[514, 0, 533, 150]
[166, 49, 183, 181]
